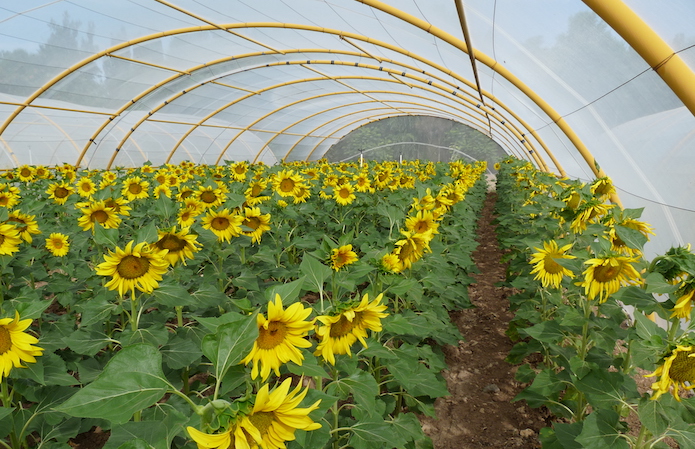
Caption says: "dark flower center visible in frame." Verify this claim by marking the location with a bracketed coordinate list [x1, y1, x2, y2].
[257, 321, 287, 349]
[0, 327, 11, 354]
[117, 255, 151, 279]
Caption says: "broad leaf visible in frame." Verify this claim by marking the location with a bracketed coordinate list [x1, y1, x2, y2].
[201, 313, 258, 381]
[55, 344, 169, 424]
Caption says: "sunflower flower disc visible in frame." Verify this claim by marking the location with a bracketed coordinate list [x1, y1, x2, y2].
[578, 254, 642, 302]
[96, 241, 170, 298]
[330, 244, 358, 271]
[241, 294, 314, 380]
[314, 293, 389, 365]
[529, 240, 575, 289]
[647, 345, 695, 401]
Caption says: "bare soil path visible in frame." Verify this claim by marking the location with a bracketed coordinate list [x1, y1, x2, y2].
[420, 190, 550, 449]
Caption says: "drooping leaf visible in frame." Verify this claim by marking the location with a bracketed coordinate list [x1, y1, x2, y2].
[55, 344, 169, 424]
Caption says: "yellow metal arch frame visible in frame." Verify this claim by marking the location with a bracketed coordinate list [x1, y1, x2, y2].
[263, 98, 528, 163]
[183, 67, 543, 168]
[583, 0, 695, 117]
[282, 107, 526, 164]
[155, 74, 542, 170]
[105, 58, 539, 168]
[251, 103, 523, 164]
[356, 0, 627, 183]
[2, 22, 572, 172]
[94, 48, 553, 172]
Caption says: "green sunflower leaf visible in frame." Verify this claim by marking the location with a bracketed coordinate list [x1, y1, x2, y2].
[575, 409, 629, 449]
[55, 344, 169, 424]
[201, 313, 258, 381]
[299, 255, 331, 295]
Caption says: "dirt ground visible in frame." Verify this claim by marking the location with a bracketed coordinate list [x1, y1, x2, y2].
[419, 190, 550, 449]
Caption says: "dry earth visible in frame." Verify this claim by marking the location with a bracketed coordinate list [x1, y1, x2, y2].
[419, 191, 550, 449]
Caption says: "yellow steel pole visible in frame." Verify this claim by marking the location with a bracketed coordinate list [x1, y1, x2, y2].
[584, 0, 695, 117]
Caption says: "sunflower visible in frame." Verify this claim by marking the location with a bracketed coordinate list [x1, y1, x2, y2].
[671, 289, 695, 320]
[240, 207, 271, 244]
[381, 253, 403, 273]
[570, 201, 613, 234]
[177, 207, 199, 228]
[103, 196, 131, 217]
[292, 184, 311, 204]
[330, 244, 358, 271]
[201, 208, 244, 243]
[353, 172, 373, 193]
[196, 185, 226, 209]
[0, 224, 22, 255]
[241, 294, 314, 380]
[75, 177, 97, 198]
[529, 241, 576, 288]
[0, 311, 43, 379]
[77, 200, 122, 232]
[273, 169, 304, 197]
[46, 182, 75, 205]
[647, 345, 695, 401]
[229, 161, 249, 181]
[45, 233, 70, 257]
[153, 227, 201, 266]
[333, 183, 356, 206]
[393, 230, 432, 271]
[314, 293, 388, 365]
[405, 210, 440, 236]
[244, 179, 270, 206]
[186, 424, 250, 449]
[238, 378, 322, 449]
[96, 241, 170, 298]
[6, 211, 40, 243]
[16, 165, 35, 182]
[590, 177, 615, 200]
[410, 189, 437, 212]
[0, 190, 20, 209]
[578, 254, 642, 302]
[153, 184, 172, 199]
[121, 176, 150, 201]
[99, 171, 118, 189]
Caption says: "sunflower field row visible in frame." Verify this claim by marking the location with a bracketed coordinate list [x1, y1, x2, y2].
[0, 159, 488, 449]
[493, 157, 695, 449]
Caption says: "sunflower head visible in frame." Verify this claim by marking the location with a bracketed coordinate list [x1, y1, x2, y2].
[647, 343, 695, 401]
[314, 293, 388, 365]
[95, 241, 170, 298]
[241, 294, 314, 380]
[330, 244, 358, 271]
[0, 311, 44, 378]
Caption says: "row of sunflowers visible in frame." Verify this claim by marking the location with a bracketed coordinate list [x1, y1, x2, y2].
[0, 158, 488, 448]
[493, 157, 695, 448]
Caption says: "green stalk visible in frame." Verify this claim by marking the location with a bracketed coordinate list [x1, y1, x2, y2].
[0, 379, 11, 407]
[634, 423, 652, 449]
[176, 305, 184, 328]
[331, 271, 338, 306]
[130, 296, 139, 332]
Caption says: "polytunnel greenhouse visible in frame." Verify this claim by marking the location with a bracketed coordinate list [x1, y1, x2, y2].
[0, 1, 694, 448]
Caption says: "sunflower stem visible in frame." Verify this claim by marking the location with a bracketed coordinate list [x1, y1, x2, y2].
[0, 379, 12, 407]
[667, 317, 681, 343]
[130, 296, 139, 332]
[331, 367, 340, 449]
[331, 271, 338, 306]
[176, 305, 184, 328]
[634, 423, 652, 449]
